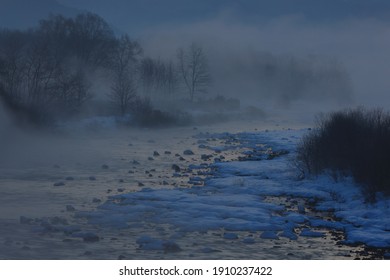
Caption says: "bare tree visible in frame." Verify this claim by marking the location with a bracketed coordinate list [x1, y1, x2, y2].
[139, 57, 178, 99]
[108, 35, 142, 116]
[177, 43, 210, 102]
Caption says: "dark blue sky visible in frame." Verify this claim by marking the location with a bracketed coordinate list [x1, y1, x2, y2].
[2, 0, 390, 32]
[58, 0, 390, 34]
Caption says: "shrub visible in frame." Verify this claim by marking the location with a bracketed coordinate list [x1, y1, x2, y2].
[131, 97, 192, 127]
[297, 107, 390, 200]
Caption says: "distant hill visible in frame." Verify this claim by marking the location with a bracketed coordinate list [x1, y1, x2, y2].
[0, 0, 80, 29]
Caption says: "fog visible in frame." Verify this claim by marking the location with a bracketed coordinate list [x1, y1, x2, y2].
[139, 16, 390, 111]
[53, 0, 390, 112]
[2, 0, 390, 125]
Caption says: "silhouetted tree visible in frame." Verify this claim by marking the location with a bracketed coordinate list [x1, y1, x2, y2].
[177, 43, 210, 102]
[139, 57, 178, 98]
[108, 35, 142, 115]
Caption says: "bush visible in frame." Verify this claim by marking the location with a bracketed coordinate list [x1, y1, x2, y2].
[297, 107, 390, 200]
[131, 97, 192, 127]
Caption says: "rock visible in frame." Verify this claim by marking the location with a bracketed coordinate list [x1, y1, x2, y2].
[53, 182, 65, 187]
[128, 170, 134, 174]
[53, 164, 60, 168]
[201, 154, 212, 161]
[117, 188, 125, 192]
[162, 181, 169, 185]
[179, 157, 185, 161]
[66, 205, 75, 212]
[164, 151, 171, 155]
[101, 164, 109, 169]
[65, 176, 74, 181]
[163, 241, 182, 253]
[153, 151, 160, 156]
[148, 157, 154, 161]
[73, 232, 100, 242]
[147, 139, 155, 143]
[118, 179, 124, 183]
[92, 198, 102, 203]
[132, 160, 140, 165]
[20, 216, 33, 225]
[183, 149, 194, 155]
[171, 164, 181, 172]
[118, 255, 126, 260]
[88, 176, 96, 181]
[242, 237, 256, 244]
[50, 216, 68, 225]
[62, 225, 81, 235]
[223, 233, 238, 240]
[138, 182, 144, 187]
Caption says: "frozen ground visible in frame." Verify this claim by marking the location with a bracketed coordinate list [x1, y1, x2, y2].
[0, 119, 389, 259]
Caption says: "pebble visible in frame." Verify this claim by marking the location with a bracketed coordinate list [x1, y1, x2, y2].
[20, 216, 33, 224]
[66, 205, 76, 212]
[183, 149, 194, 155]
[171, 164, 181, 172]
[53, 182, 65, 187]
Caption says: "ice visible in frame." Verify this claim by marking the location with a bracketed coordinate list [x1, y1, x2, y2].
[299, 228, 325, 238]
[260, 231, 279, 240]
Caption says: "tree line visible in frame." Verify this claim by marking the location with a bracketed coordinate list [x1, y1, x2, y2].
[0, 12, 210, 124]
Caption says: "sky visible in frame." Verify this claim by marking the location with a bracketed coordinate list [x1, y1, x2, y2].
[1, 0, 390, 110]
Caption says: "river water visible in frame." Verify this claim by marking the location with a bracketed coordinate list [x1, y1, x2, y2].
[0, 118, 381, 259]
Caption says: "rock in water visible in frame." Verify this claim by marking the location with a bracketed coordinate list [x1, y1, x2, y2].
[223, 233, 238, 240]
[183, 149, 194, 155]
[66, 205, 75, 212]
[171, 164, 181, 172]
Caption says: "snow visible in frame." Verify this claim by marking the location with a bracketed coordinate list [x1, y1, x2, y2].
[79, 128, 390, 249]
